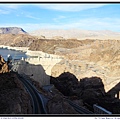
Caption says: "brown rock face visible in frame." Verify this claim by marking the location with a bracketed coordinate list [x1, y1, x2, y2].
[0, 56, 32, 114]
[51, 73, 120, 113]
[51, 72, 79, 96]
[51, 74, 105, 99]
[29, 39, 94, 54]
[0, 72, 32, 114]
[47, 94, 78, 114]
[79, 77, 105, 109]
[0, 55, 9, 73]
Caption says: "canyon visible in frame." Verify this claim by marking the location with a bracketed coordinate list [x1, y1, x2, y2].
[0, 27, 120, 114]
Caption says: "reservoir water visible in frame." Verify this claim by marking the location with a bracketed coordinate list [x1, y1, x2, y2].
[0, 48, 28, 61]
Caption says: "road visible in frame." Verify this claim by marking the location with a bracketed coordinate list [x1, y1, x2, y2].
[16, 73, 94, 114]
[16, 73, 47, 114]
[42, 84, 93, 114]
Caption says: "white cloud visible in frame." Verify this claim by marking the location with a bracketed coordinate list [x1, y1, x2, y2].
[36, 4, 106, 12]
[0, 4, 22, 15]
[0, 9, 10, 14]
[26, 15, 41, 20]
[53, 15, 66, 22]
[4, 4, 20, 9]
[0, 4, 21, 9]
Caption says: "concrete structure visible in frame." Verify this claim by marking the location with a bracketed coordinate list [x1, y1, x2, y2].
[12, 53, 63, 86]
[25, 57, 62, 75]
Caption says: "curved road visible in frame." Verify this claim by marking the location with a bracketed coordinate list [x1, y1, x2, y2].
[16, 73, 47, 114]
[42, 85, 93, 114]
[16, 73, 93, 114]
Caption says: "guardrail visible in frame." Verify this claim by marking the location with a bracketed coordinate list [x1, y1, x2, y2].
[93, 104, 112, 114]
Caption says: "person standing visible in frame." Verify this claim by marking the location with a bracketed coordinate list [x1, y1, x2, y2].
[7, 54, 13, 70]
[7, 54, 12, 64]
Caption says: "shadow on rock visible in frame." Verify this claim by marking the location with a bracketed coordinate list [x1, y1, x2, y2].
[50, 72, 80, 96]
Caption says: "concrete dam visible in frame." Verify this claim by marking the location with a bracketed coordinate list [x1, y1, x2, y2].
[12, 53, 63, 86]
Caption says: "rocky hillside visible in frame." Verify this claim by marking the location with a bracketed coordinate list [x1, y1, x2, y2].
[0, 27, 37, 47]
[0, 56, 32, 114]
[0, 56, 91, 114]
[18, 37, 120, 91]
[0, 34, 38, 46]
[29, 39, 95, 54]
[50, 39, 120, 94]
[0, 27, 27, 34]
[0, 72, 33, 114]
[51, 72, 120, 114]
[61, 40, 120, 77]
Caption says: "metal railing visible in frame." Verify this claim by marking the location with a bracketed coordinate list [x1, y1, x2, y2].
[93, 104, 112, 114]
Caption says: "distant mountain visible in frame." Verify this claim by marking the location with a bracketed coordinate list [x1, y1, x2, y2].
[29, 29, 120, 40]
[0, 27, 27, 34]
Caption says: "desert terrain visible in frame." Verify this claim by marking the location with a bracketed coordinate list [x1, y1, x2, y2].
[0, 28, 120, 93]
[0, 27, 120, 114]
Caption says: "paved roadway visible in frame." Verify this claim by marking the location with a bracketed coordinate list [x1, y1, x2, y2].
[16, 73, 94, 114]
[16, 73, 47, 114]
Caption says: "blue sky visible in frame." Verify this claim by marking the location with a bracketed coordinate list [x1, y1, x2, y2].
[0, 3, 120, 32]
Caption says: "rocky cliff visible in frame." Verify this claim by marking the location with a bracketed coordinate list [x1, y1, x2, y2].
[51, 72, 120, 113]
[50, 40, 120, 92]
[0, 27, 27, 34]
[0, 56, 32, 114]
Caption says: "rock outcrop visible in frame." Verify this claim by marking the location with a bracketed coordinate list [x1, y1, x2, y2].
[47, 93, 78, 114]
[51, 73, 105, 99]
[50, 73, 120, 113]
[51, 72, 79, 96]
[0, 56, 32, 114]
[0, 72, 32, 114]
[79, 77, 105, 107]
[0, 27, 27, 34]
[0, 55, 9, 73]
[0, 56, 81, 114]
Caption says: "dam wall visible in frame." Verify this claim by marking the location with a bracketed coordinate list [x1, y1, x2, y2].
[12, 56, 63, 86]
[24, 56, 62, 75]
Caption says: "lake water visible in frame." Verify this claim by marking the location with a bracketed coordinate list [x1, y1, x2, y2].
[0, 48, 28, 61]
